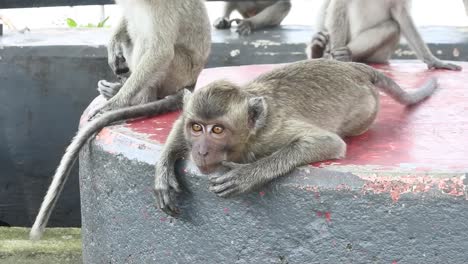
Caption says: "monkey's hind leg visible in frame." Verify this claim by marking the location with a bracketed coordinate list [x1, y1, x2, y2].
[346, 20, 400, 63]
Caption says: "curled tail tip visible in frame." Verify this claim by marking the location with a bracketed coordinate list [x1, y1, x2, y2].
[29, 227, 44, 241]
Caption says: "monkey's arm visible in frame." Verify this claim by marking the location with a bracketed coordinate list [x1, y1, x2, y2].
[98, 20, 178, 113]
[236, 0, 291, 35]
[154, 117, 187, 216]
[209, 128, 346, 197]
[325, 0, 351, 61]
[390, 5, 461, 71]
[316, 0, 331, 31]
[213, 2, 236, 29]
[306, 0, 331, 59]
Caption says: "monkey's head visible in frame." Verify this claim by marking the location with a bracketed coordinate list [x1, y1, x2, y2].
[182, 81, 267, 174]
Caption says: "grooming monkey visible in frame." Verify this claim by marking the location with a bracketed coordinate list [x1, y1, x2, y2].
[154, 59, 438, 216]
[30, 0, 211, 240]
[307, 0, 461, 71]
[213, 0, 291, 35]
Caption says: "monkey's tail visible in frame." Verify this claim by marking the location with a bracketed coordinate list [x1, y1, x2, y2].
[371, 70, 438, 105]
[29, 91, 184, 241]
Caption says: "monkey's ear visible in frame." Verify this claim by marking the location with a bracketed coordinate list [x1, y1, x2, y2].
[183, 89, 193, 106]
[248, 96, 267, 131]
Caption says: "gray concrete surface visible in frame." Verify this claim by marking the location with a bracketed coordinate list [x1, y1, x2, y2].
[79, 136, 468, 264]
[1, 25, 467, 228]
[0, 31, 112, 227]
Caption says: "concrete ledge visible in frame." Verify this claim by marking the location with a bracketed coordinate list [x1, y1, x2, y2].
[79, 62, 468, 263]
[0, 227, 82, 264]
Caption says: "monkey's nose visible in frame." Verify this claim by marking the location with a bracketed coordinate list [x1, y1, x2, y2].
[198, 150, 209, 157]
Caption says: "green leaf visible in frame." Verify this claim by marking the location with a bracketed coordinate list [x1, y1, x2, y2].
[97, 16, 110, 28]
[66, 18, 77, 28]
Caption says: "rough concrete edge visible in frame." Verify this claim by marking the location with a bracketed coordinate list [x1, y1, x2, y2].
[86, 124, 468, 205]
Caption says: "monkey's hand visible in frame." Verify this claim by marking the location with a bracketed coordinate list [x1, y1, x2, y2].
[309, 31, 329, 59]
[331, 46, 352, 62]
[213, 17, 231, 29]
[427, 59, 462, 71]
[154, 164, 181, 217]
[233, 19, 253, 36]
[97, 80, 123, 100]
[209, 161, 259, 197]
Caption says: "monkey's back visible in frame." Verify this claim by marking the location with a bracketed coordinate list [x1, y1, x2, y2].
[247, 59, 379, 135]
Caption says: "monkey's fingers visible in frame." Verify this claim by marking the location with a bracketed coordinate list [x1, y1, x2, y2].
[97, 80, 121, 100]
[431, 62, 462, 71]
[168, 177, 181, 193]
[214, 185, 239, 198]
[221, 161, 242, 169]
[208, 174, 232, 185]
[331, 47, 352, 62]
[236, 22, 252, 36]
[87, 105, 105, 121]
[312, 31, 329, 47]
[209, 181, 235, 194]
[154, 189, 179, 217]
[214, 17, 231, 29]
[229, 18, 242, 26]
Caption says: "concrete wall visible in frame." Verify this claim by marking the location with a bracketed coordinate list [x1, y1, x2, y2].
[0, 43, 112, 227]
[79, 132, 468, 263]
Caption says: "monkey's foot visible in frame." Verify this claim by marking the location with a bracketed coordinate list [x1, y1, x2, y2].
[331, 46, 352, 62]
[213, 17, 231, 29]
[97, 80, 123, 100]
[208, 161, 256, 197]
[87, 99, 119, 120]
[234, 19, 253, 36]
[427, 60, 462, 71]
[87, 104, 106, 121]
[309, 31, 329, 59]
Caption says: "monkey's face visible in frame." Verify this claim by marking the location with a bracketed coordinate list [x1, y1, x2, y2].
[186, 121, 236, 174]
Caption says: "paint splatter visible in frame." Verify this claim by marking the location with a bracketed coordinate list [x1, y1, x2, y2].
[324, 212, 331, 222]
[315, 211, 332, 222]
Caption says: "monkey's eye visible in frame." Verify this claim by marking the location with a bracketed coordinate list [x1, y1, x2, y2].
[212, 125, 224, 134]
[191, 123, 203, 132]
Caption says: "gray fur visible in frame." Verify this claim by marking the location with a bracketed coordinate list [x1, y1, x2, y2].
[307, 0, 462, 71]
[30, 0, 211, 240]
[464, 0, 468, 16]
[213, 0, 291, 35]
[154, 59, 438, 216]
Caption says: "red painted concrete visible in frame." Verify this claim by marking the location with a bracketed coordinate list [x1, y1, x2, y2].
[85, 61, 468, 198]
[123, 62, 468, 170]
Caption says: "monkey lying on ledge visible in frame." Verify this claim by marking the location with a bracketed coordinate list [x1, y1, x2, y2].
[154, 59, 438, 216]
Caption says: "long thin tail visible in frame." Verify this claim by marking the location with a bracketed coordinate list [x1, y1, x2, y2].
[29, 91, 184, 240]
[371, 70, 438, 105]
